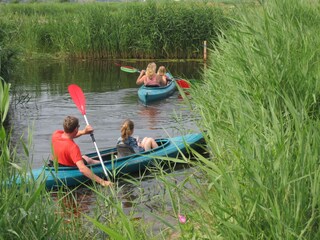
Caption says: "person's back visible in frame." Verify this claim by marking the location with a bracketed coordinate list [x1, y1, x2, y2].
[52, 129, 82, 166]
[117, 135, 144, 153]
[157, 66, 168, 86]
[51, 116, 112, 187]
[144, 62, 160, 87]
[144, 74, 159, 87]
[117, 119, 158, 152]
[136, 62, 161, 87]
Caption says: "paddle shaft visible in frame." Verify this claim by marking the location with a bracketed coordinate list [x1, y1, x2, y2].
[68, 84, 109, 180]
[83, 114, 109, 180]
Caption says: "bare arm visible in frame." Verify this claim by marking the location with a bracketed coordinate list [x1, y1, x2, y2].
[75, 125, 93, 138]
[136, 70, 146, 85]
[159, 75, 167, 86]
[163, 76, 168, 85]
[76, 160, 112, 187]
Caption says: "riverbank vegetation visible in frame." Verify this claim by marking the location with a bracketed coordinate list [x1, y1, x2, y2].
[187, 0, 320, 238]
[0, 1, 230, 60]
[0, 80, 100, 239]
[2, 0, 320, 239]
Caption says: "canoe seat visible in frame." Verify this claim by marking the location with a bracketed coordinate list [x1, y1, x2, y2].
[116, 144, 135, 158]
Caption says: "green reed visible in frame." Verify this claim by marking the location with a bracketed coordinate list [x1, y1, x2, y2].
[0, 1, 228, 60]
[85, 178, 152, 240]
[6, 0, 320, 238]
[186, 0, 320, 238]
[84, 158, 196, 239]
[0, 81, 53, 239]
[0, 80, 103, 239]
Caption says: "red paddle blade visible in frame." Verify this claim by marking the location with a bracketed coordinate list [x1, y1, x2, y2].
[176, 79, 190, 89]
[68, 84, 86, 115]
[166, 72, 190, 89]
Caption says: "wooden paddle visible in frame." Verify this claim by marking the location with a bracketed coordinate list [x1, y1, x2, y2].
[68, 84, 109, 179]
[116, 63, 190, 89]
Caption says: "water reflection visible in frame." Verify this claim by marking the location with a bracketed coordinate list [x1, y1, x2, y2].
[51, 188, 95, 219]
[47, 162, 197, 233]
[118, 164, 197, 233]
[7, 59, 204, 234]
[138, 105, 161, 129]
[9, 60, 203, 168]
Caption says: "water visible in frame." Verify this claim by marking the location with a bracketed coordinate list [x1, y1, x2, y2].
[8, 59, 203, 168]
[7, 59, 204, 232]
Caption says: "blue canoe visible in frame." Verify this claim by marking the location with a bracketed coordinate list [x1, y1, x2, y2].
[138, 81, 176, 104]
[138, 73, 177, 104]
[28, 133, 205, 189]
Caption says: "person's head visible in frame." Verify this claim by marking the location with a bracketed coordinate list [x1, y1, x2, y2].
[63, 116, 80, 133]
[146, 62, 156, 78]
[120, 119, 134, 140]
[157, 66, 166, 76]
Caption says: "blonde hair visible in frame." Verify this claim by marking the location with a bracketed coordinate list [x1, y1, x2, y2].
[146, 62, 156, 78]
[157, 66, 166, 76]
[120, 119, 134, 141]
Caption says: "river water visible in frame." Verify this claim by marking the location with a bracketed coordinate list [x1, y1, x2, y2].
[7, 59, 204, 231]
[8, 59, 203, 168]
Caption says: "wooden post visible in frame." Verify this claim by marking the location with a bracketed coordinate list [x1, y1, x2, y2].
[203, 40, 207, 62]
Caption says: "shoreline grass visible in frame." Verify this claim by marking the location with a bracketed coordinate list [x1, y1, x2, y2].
[188, 0, 320, 238]
[3, 0, 320, 238]
[0, 1, 229, 60]
[0, 79, 111, 239]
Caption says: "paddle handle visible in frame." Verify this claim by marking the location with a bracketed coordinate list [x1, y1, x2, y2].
[83, 115, 96, 142]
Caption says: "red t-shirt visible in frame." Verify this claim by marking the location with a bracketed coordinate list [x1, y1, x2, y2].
[51, 130, 82, 167]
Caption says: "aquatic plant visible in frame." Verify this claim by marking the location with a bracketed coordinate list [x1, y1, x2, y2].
[0, 1, 229, 60]
[0, 80, 99, 240]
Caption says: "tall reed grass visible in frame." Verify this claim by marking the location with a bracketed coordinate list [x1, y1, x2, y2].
[0, 80, 109, 239]
[0, 29, 17, 78]
[0, 1, 229, 60]
[184, 0, 320, 238]
[6, 0, 320, 238]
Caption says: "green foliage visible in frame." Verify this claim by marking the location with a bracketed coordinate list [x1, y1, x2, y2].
[6, 0, 320, 238]
[0, 78, 10, 124]
[0, 2, 229, 59]
[84, 178, 155, 240]
[0, 23, 18, 77]
[0, 80, 97, 240]
[189, 0, 320, 238]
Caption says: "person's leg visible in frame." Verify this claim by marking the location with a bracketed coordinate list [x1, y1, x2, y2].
[141, 137, 158, 151]
[140, 137, 151, 151]
[150, 138, 158, 148]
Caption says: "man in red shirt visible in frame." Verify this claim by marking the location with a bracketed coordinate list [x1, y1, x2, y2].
[52, 116, 112, 187]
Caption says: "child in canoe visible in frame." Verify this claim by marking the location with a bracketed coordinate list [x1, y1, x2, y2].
[117, 119, 158, 152]
[136, 62, 166, 87]
[157, 65, 168, 86]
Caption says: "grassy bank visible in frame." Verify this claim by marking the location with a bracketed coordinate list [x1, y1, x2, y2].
[0, 80, 112, 239]
[186, 0, 320, 238]
[0, 1, 229, 60]
[4, 0, 320, 238]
